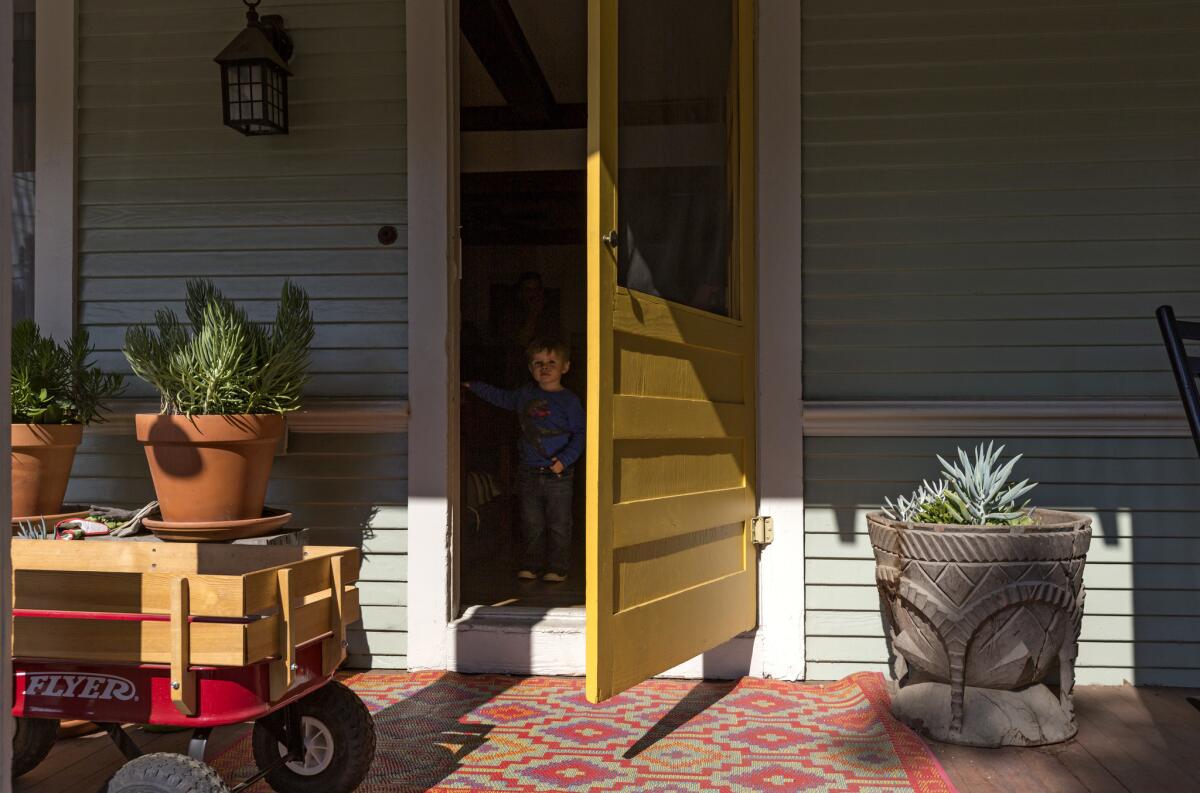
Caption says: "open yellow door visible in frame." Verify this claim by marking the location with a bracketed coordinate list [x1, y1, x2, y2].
[586, 0, 757, 703]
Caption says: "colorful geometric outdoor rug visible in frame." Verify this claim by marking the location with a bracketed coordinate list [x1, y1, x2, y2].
[212, 671, 957, 792]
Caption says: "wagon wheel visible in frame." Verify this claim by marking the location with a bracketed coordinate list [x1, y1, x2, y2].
[251, 680, 376, 793]
[12, 716, 58, 779]
[104, 753, 230, 793]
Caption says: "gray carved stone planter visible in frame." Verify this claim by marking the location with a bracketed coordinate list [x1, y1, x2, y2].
[868, 509, 1092, 748]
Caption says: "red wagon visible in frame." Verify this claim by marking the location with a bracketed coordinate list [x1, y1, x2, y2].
[9, 540, 376, 793]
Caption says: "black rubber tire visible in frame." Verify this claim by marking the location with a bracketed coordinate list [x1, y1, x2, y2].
[104, 753, 229, 793]
[12, 716, 58, 779]
[251, 680, 376, 793]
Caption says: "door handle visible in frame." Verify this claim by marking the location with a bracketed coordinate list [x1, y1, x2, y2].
[601, 230, 619, 248]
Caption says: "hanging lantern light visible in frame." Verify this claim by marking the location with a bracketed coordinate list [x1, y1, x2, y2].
[215, 0, 294, 135]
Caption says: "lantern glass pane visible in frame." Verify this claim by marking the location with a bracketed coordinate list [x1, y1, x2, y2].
[251, 63, 262, 83]
[252, 82, 263, 101]
[239, 64, 250, 82]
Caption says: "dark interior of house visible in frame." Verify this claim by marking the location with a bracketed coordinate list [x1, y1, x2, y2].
[458, 0, 587, 609]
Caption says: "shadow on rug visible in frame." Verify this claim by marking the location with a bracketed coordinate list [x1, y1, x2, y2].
[211, 671, 957, 792]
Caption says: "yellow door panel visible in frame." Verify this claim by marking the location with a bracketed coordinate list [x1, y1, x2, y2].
[613, 291, 745, 354]
[612, 396, 749, 440]
[603, 567, 755, 699]
[616, 335, 745, 404]
[586, 0, 757, 704]
[612, 488, 750, 548]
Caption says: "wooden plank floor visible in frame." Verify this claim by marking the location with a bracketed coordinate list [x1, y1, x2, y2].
[14, 686, 1200, 792]
[928, 686, 1200, 793]
[13, 723, 248, 793]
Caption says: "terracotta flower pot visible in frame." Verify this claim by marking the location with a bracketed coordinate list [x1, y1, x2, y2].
[135, 414, 283, 524]
[11, 423, 84, 520]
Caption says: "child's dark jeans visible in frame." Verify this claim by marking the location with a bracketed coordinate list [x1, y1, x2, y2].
[517, 466, 573, 575]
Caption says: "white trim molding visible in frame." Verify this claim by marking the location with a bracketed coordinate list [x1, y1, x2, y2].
[33, 0, 76, 342]
[803, 399, 1190, 438]
[405, 0, 456, 672]
[756, 0, 806, 682]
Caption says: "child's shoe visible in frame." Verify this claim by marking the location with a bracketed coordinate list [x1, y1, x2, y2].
[542, 572, 567, 583]
[517, 570, 537, 580]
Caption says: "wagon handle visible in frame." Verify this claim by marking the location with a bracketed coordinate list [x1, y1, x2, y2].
[170, 577, 198, 715]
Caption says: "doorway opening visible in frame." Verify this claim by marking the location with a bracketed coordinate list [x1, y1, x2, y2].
[456, 0, 588, 611]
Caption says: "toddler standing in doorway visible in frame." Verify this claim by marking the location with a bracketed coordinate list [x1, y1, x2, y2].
[464, 338, 584, 582]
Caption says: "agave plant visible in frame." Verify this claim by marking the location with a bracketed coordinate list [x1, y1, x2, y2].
[937, 443, 1037, 524]
[123, 279, 314, 416]
[882, 443, 1038, 526]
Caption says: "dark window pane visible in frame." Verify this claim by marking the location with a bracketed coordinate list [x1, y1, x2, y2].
[617, 0, 735, 317]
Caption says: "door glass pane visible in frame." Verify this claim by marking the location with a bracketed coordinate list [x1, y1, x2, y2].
[617, 0, 735, 317]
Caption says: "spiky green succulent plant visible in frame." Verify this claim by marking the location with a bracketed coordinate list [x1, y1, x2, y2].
[882, 442, 1037, 526]
[122, 279, 314, 416]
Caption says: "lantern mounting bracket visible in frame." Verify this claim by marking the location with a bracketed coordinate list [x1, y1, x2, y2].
[242, 0, 293, 64]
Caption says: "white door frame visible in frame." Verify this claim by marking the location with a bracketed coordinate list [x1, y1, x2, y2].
[405, 0, 805, 679]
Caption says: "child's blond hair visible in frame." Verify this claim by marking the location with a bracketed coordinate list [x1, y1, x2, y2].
[525, 337, 570, 364]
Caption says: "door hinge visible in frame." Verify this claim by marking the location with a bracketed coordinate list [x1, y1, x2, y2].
[752, 516, 774, 546]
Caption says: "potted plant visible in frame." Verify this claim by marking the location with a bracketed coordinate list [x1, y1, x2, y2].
[10, 321, 125, 521]
[122, 279, 313, 530]
[869, 443, 1091, 748]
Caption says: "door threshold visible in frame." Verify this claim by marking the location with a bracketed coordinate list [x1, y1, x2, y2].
[459, 603, 585, 624]
[449, 604, 586, 675]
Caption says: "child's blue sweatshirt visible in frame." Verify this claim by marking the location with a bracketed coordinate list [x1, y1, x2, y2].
[468, 382, 585, 469]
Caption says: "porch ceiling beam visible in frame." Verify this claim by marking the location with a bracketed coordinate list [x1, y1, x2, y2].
[462, 103, 586, 132]
[460, 0, 557, 125]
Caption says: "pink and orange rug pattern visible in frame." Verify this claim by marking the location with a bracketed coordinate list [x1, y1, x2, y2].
[212, 671, 957, 792]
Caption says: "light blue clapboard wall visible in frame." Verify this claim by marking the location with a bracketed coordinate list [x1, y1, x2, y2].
[802, 0, 1200, 399]
[802, 0, 1200, 685]
[71, 0, 409, 669]
[77, 0, 408, 400]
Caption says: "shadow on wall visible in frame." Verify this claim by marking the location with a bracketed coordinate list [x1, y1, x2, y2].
[804, 434, 1200, 686]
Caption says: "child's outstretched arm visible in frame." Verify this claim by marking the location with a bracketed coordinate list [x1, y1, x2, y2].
[464, 381, 521, 412]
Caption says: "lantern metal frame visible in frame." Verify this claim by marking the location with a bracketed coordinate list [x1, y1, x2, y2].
[215, 0, 294, 136]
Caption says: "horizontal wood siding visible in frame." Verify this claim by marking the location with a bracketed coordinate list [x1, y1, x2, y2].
[802, 0, 1200, 399]
[71, 0, 408, 668]
[802, 1, 1200, 686]
[64, 431, 408, 669]
[804, 435, 1200, 685]
[76, 0, 408, 401]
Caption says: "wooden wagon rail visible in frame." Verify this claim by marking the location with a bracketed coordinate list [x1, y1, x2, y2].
[11, 541, 361, 716]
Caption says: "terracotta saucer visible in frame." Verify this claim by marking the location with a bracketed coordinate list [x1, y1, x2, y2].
[143, 507, 293, 542]
[11, 508, 91, 531]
